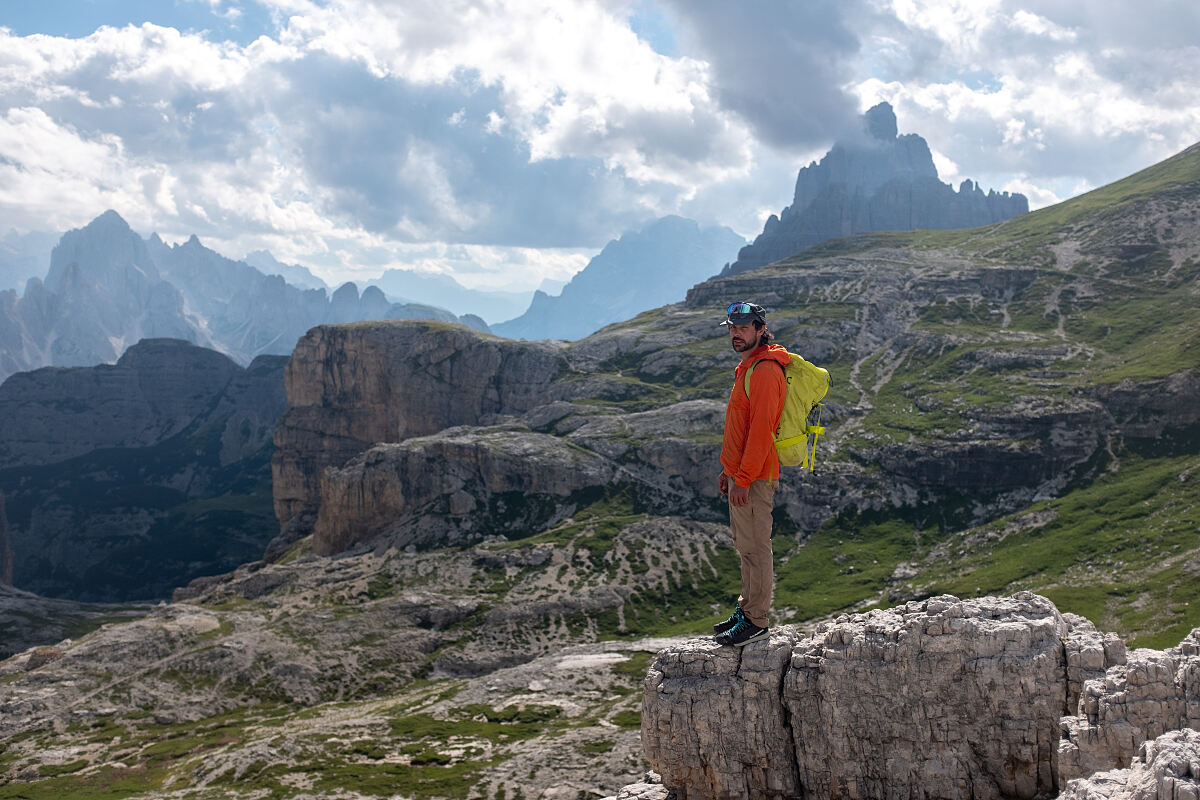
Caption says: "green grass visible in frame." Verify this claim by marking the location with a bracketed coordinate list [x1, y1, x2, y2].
[880, 451, 1200, 644]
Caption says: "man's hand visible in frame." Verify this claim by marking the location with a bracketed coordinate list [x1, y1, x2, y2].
[729, 482, 750, 507]
[718, 473, 729, 496]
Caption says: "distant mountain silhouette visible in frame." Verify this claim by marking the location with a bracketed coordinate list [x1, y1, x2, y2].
[493, 216, 744, 340]
[368, 269, 534, 326]
[722, 102, 1028, 276]
[0, 211, 488, 383]
[243, 250, 328, 291]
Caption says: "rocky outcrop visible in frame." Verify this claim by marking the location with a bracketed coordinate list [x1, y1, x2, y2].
[494, 216, 744, 341]
[1060, 629, 1200, 783]
[270, 321, 571, 554]
[723, 103, 1028, 276]
[314, 427, 618, 554]
[1060, 729, 1200, 800]
[640, 594, 1198, 800]
[0, 338, 242, 467]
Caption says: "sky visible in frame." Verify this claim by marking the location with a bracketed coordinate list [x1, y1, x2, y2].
[2, 1, 1199, 291]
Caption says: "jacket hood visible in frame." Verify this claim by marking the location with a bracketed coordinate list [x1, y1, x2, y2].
[748, 343, 790, 367]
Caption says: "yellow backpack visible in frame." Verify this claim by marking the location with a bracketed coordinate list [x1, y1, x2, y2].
[745, 352, 830, 470]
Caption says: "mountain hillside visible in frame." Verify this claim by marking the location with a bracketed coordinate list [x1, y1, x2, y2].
[493, 216, 744, 340]
[275, 140, 1200, 647]
[723, 102, 1028, 276]
[1, 143, 1198, 799]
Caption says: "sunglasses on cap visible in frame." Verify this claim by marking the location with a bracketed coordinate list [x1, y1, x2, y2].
[720, 301, 766, 326]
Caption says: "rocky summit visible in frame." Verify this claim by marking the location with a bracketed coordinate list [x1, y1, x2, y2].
[723, 102, 1028, 276]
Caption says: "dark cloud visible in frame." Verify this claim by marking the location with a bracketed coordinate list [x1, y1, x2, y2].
[658, 0, 873, 148]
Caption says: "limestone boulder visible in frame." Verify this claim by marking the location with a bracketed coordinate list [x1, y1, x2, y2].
[640, 593, 1138, 800]
[1060, 729, 1200, 800]
[1060, 629, 1200, 783]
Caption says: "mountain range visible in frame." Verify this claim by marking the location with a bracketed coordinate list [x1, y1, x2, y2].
[0, 137, 1198, 799]
[0, 211, 488, 384]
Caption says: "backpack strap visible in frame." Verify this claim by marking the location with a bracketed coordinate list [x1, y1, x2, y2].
[742, 358, 780, 398]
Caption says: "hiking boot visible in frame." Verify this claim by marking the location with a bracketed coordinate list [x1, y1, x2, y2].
[714, 617, 769, 647]
[713, 604, 744, 635]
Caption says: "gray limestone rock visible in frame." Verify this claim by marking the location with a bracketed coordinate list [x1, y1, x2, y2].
[1060, 628, 1200, 783]
[785, 594, 1067, 800]
[313, 426, 618, 554]
[642, 593, 1076, 800]
[642, 629, 802, 799]
[1060, 729, 1200, 800]
[0, 338, 242, 468]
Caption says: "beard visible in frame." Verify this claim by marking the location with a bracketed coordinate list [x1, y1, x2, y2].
[730, 332, 760, 352]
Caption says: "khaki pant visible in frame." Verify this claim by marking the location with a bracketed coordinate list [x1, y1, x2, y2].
[728, 480, 775, 628]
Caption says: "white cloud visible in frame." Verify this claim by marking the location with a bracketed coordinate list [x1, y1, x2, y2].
[3, 0, 1200, 294]
[1001, 176, 1061, 210]
[1010, 9, 1075, 41]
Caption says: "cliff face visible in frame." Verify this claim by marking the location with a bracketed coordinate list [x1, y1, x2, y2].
[0, 493, 10, 586]
[0, 338, 242, 468]
[723, 102, 1028, 276]
[639, 593, 1200, 800]
[271, 321, 571, 555]
[0, 338, 288, 601]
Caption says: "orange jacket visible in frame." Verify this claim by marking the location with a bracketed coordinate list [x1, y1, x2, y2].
[721, 343, 788, 487]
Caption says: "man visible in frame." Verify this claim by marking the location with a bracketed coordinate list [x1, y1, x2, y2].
[714, 301, 788, 647]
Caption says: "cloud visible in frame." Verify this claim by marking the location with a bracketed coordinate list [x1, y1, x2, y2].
[854, 0, 1200, 197]
[657, 0, 870, 149]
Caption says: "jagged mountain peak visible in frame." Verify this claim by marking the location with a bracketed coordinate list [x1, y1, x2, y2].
[864, 100, 898, 141]
[86, 208, 133, 231]
[723, 104, 1028, 276]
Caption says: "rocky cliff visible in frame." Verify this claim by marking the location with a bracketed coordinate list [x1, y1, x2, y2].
[493, 216, 745, 341]
[0, 338, 289, 601]
[639, 593, 1200, 800]
[722, 102, 1028, 276]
